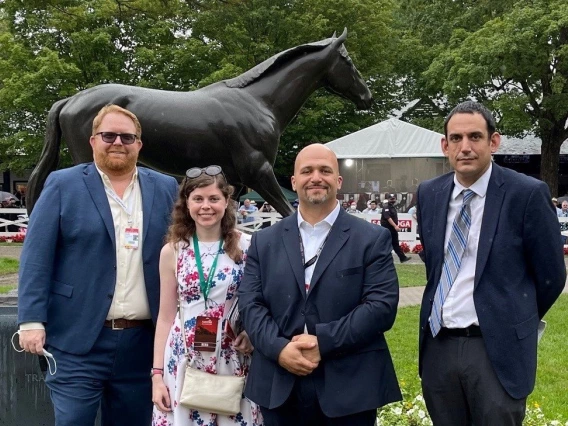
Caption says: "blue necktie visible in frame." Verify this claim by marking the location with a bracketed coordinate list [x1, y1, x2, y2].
[430, 189, 475, 337]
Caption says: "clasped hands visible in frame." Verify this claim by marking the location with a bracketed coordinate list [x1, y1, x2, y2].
[277, 334, 321, 376]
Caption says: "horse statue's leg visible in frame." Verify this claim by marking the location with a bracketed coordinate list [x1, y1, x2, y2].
[242, 162, 294, 218]
[231, 183, 246, 202]
[26, 98, 69, 214]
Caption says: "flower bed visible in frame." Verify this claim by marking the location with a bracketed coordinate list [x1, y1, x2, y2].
[0, 234, 25, 243]
[377, 389, 567, 425]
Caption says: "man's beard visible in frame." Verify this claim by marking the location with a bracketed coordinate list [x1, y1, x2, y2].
[94, 150, 137, 173]
[306, 192, 329, 205]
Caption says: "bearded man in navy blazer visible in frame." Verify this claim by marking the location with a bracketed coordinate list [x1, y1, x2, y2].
[17, 105, 178, 425]
[239, 144, 401, 426]
[417, 101, 566, 425]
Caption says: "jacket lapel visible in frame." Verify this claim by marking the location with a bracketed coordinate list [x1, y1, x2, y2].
[282, 214, 307, 298]
[431, 176, 453, 286]
[138, 168, 155, 245]
[309, 210, 349, 294]
[83, 163, 115, 247]
[475, 164, 505, 287]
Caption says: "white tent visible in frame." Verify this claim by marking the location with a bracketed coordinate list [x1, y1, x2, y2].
[325, 118, 444, 158]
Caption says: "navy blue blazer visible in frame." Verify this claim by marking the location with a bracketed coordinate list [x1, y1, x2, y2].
[239, 208, 402, 417]
[417, 163, 566, 399]
[17, 163, 178, 355]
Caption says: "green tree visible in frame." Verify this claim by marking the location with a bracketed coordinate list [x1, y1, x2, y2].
[400, 0, 568, 195]
[187, 0, 405, 176]
[0, 0, 403, 178]
[0, 0, 202, 172]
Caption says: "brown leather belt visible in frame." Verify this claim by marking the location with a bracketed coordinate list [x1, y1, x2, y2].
[104, 319, 153, 330]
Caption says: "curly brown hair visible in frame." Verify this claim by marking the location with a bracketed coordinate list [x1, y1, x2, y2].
[167, 172, 243, 263]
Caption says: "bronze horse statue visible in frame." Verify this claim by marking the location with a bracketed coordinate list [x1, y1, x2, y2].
[27, 28, 372, 216]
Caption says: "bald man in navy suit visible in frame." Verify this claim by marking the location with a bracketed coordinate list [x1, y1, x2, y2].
[239, 144, 401, 426]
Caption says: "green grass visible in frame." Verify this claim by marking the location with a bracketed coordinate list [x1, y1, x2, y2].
[0, 285, 15, 294]
[529, 295, 568, 420]
[385, 295, 568, 422]
[395, 263, 426, 288]
[0, 242, 23, 246]
[0, 257, 19, 275]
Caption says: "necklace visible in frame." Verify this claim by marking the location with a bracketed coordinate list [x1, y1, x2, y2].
[199, 240, 221, 254]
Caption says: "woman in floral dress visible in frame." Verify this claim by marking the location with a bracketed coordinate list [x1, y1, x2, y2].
[152, 166, 263, 426]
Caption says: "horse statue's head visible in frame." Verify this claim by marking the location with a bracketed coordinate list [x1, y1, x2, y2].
[323, 28, 373, 110]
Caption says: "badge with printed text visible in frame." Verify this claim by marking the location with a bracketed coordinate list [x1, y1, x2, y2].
[124, 227, 140, 249]
[194, 316, 219, 352]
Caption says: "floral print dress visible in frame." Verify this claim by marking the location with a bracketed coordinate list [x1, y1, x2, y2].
[152, 233, 263, 426]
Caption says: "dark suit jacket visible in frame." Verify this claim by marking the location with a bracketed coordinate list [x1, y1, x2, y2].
[417, 163, 566, 399]
[17, 163, 178, 354]
[238, 208, 402, 417]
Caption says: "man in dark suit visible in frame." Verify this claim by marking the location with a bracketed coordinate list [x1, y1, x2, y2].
[417, 101, 566, 425]
[17, 105, 178, 425]
[239, 143, 401, 426]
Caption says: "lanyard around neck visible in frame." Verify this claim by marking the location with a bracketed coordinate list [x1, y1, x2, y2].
[104, 180, 137, 225]
[298, 229, 331, 269]
[192, 233, 223, 307]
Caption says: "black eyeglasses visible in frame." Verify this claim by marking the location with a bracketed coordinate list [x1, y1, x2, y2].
[95, 132, 138, 145]
[185, 165, 224, 179]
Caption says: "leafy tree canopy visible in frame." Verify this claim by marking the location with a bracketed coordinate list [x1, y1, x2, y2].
[0, 0, 403, 178]
[400, 0, 568, 194]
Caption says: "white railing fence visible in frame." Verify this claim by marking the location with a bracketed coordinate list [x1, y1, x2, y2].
[0, 208, 28, 237]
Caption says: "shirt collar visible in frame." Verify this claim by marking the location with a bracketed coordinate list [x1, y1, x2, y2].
[95, 163, 138, 188]
[297, 201, 341, 229]
[452, 162, 492, 200]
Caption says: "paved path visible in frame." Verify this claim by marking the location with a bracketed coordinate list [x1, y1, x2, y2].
[0, 245, 22, 259]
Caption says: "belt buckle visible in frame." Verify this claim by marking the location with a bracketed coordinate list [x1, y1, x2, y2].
[111, 319, 124, 330]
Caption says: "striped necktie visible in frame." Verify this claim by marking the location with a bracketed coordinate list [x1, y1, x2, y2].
[429, 189, 475, 337]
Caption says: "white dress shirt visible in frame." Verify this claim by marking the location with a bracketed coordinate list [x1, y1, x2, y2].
[441, 164, 492, 329]
[297, 201, 340, 332]
[297, 202, 341, 294]
[98, 166, 151, 320]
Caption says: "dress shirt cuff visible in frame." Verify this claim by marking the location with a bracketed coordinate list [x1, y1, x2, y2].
[19, 322, 45, 331]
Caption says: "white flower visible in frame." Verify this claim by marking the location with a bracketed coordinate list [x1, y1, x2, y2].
[415, 395, 424, 402]
[393, 407, 402, 415]
[418, 409, 426, 419]
[550, 421, 560, 426]
[422, 418, 432, 425]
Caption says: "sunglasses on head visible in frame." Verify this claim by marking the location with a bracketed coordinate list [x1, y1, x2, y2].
[185, 165, 225, 179]
[95, 132, 138, 145]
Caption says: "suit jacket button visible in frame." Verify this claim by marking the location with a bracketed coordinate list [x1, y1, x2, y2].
[301, 311, 305, 316]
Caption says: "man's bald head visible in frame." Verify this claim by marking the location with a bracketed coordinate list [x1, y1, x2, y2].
[292, 144, 342, 211]
[294, 144, 339, 175]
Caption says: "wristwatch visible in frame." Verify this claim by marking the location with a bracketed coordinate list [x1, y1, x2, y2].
[150, 368, 164, 378]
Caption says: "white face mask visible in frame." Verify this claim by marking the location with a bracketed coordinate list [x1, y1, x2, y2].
[11, 330, 57, 375]
[350, 205, 356, 210]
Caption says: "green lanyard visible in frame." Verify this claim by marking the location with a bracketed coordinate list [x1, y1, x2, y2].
[192, 233, 223, 307]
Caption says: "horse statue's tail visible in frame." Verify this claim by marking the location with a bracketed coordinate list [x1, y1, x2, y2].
[26, 98, 68, 215]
